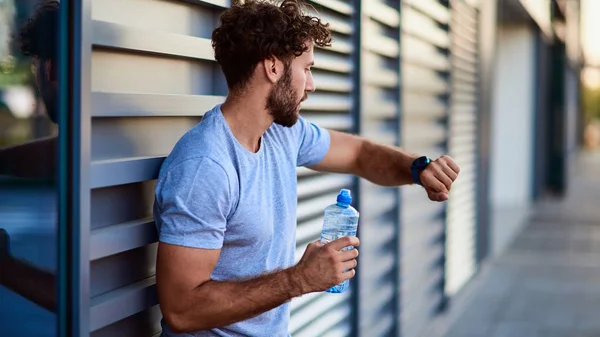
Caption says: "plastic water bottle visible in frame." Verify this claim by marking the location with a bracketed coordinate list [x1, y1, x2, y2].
[320, 189, 359, 293]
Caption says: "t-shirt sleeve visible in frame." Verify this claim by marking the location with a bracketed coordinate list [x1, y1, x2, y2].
[154, 157, 231, 249]
[296, 116, 331, 167]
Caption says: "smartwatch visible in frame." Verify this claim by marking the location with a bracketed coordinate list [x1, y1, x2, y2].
[411, 156, 431, 186]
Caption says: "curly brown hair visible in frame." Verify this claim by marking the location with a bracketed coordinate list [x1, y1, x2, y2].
[19, 0, 59, 60]
[211, 0, 332, 92]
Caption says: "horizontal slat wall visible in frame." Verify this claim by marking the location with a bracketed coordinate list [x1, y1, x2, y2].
[290, 1, 356, 337]
[357, 1, 401, 336]
[88, 0, 227, 334]
[89, 0, 359, 336]
[444, 0, 479, 297]
[400, 1, 450, 336]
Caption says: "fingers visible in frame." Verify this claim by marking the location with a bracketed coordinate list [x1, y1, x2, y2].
[428, 191, 449, 202]
[422, 170, 448, 194]
[340, 258, 358, 271]
[340, 248, 359, 261]
[420, 155, 460, 201]
[341, 268, 356, 280]
[307, 240, 323, 250]
[441, 155, 460, 175]
[433, 167, 453, 191]
[329, 236, 360, 251]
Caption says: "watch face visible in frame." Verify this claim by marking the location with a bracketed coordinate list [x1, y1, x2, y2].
[415, 156, 430, 167]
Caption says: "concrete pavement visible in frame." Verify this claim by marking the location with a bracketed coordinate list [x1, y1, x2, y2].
[440, 150, 600, 337]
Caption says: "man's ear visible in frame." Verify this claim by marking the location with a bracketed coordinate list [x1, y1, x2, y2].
[262, 57, 284, 84]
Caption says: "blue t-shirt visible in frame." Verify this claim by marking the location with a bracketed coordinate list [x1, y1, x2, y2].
[153, 104, 331, 337]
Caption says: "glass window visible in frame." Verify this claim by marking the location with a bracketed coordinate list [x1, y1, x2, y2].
[0, 0, 65, 336]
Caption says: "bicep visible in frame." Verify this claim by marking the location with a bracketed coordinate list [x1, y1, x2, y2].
[309, 129, 363, 174]
[156, 242, 221, 312]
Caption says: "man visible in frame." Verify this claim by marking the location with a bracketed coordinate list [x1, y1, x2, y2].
[0, 0, 59, 313]
[153, 1, 460, 336]
[0, 0, 59, 178]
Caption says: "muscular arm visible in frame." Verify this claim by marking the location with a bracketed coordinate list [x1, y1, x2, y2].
[156, 242, 302, 333]
[0, 255, 55, 312]
[310, 130, 417, 186]
[311, 130, 460, 201]
[0, 229, 55, 312]
[157, 236, 358, 334]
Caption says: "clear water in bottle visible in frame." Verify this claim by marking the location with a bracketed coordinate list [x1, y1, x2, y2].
[320, 189, 359, 294]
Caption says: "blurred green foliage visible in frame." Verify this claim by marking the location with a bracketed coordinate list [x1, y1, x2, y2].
[582, 84, 600, 122]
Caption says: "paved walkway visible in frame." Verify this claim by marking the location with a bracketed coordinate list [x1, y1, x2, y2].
[441, 151, 600, 337]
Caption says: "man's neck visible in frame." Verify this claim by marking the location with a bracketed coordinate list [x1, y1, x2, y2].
[220, 92, 273, 153]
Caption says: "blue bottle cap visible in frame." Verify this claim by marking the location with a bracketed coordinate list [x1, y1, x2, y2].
[337, 189, 352, 205]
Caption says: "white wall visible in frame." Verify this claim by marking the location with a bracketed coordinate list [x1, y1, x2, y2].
[490, 24, 536, 256]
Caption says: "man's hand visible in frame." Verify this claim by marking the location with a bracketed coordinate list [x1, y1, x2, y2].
[419, 155, 460, 202]
[292, 236, 360, 293]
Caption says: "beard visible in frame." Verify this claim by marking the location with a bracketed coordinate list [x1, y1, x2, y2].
[265, 65, 306, 128]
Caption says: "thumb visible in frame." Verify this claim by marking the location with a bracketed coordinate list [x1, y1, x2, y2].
[428, 191, 448, 202]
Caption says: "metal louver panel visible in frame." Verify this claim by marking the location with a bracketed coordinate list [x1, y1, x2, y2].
[89, 0, 228, 335]
[88, 0, 358, 335]
[291, 1, 356, 336]
[400, 1, 450, 336]
[357, 1, 401, 336]
[444, 0, 480, 297]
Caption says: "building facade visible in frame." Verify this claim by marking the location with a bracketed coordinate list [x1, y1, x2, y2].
[0, 0, 582, 336]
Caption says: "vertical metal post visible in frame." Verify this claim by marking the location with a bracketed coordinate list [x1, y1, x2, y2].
[350, 0, 362, 336]
[59, 0, 92, 335]
[475, 0, 498, 264]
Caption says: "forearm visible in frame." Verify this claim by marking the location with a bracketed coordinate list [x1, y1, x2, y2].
[167, 266, 303, 333]
[355, 139, 418, 186]
[0, 255, 56, 312]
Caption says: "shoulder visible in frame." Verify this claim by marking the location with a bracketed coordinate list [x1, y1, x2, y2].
[160, 107, 234, 176]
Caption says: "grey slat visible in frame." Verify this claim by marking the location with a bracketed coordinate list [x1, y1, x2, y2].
[91, 244, 157, 298]
[91, 305, 162, 337]
[93, 20, 215, 61]
[403, 7, 450, 48]
[295, 217, 323, 246]
[301, 93, 352, 112]
[90, 218, 157, 261]
[90, 277, 158, 332]
[365, 2, 400, 27]
[176, 0, 229, 8]
[300, 114, 352, 130]
[293, 305, 351, 337]
[403, 0, 450, 24]
[92, 92, 224, 117]
[297, 193, 338, 223]
[91, 156, 164, 188]
[365, 36, 400, 58]
[297, 174, 353, 199]
[402, 35, 451, 71]
[364, 69, 399, 88]
[310, 0, 353, 15]
[312, 71, 353, 92]
[313, 51, 353, 73]
[324, 35, 353, 54]
[289, 292, 350, 334]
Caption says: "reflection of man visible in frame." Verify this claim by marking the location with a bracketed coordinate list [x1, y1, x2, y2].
[0, 0, 59, 313]
[0, 0, 59, 179]
[0, 228, 54, 312]
[154, 1, 460, 336]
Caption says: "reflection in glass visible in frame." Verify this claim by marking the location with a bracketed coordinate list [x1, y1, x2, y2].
[0, 1, 61, 336]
